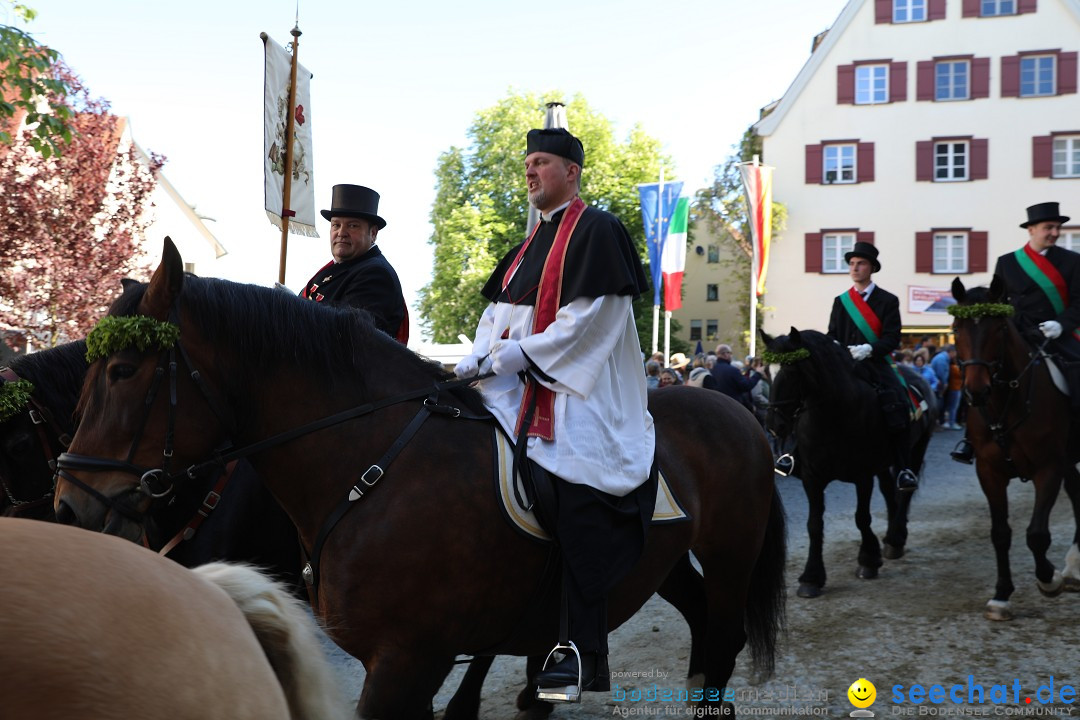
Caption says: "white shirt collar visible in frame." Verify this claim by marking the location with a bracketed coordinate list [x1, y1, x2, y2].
[856, 281, 877, 299]
[540, 199, 574, 223]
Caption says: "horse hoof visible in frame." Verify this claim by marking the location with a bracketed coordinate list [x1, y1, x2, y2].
[1037, 571, 1065, 597]
[797, 583, 823, 598]
[984, 600, 1013, 621]
[882, 543, 904, 560]
[856, 565, 879, 580]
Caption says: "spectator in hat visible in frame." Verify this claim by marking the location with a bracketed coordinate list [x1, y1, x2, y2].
[300, 184, 408, 343]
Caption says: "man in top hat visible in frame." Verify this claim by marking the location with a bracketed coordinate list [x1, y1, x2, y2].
[300, 184, 408, 343]
[953, 201, 1078, 462]
[825, 241, 919, 491]
[454, 128, 654, 699]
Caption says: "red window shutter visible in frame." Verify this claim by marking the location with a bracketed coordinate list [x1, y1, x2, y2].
[928, 0, 946, 20]
[806, 233, 824, 273]
[972, 57, 990, 99]
[1018, 0, 1037, 13]
[1033, 135, 1053, 177]
[970, 138, 989, 180]
[962, 0, 980, 16]
[806, 144, 824, 184]
[857, 142, 875, 182]
[837, 65, 855, 104]
[969, 232, 988, 273]
[917, 61, 935, 101]
[1059, 52, 1078, 95]
[856, 231, 875, 245]
[1001, 55, 1020, 97]
[890, 61, 908, 102]
[916, 140, 934, 181]
[875, 0, 893, 23]
[916, 232, 934, 273]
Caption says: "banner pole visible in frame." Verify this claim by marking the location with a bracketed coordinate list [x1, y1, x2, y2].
[748, 155, 759, 358]
[653, 166, 664, 359]
[277, 23, 302, 285]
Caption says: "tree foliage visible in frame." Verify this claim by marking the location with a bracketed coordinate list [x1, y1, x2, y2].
[694, 124, 788, 349]
[0, 64, 161, 348]
[1, 3, 76, 157]
[418, 90, 674, 346]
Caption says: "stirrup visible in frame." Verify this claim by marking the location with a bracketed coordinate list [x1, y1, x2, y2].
[535, 641, 582, 703]
[774, 453, 795, 477]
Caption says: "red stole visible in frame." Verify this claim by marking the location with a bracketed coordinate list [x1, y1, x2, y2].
[503, 197, 586, 441]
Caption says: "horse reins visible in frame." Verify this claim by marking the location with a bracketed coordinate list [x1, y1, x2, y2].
[0, 366, 71, 515]
[55, 317, 493, 597]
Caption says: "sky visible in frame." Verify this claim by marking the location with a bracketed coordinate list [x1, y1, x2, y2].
[13, 0, 850, 337]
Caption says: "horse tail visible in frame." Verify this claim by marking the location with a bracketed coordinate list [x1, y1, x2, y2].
[193, 563, 352, 720]
[743, 485, 787, 679]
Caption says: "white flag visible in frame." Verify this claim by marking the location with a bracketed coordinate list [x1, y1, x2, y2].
[262, 34, 317, 237]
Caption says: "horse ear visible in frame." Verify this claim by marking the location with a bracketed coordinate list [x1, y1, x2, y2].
[789, 326, 801, 343]
[951, 276, 966, 303]
[989, 273, 1005, 302]
[140, 237, 184, 320]
[759, 328, 773, 345]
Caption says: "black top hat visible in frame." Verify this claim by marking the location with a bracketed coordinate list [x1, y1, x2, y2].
[1020, 201, 1070, 228]
[526, 128, 585, 167]
[320, 184, 387, 229]
[844, 241, 881, 272]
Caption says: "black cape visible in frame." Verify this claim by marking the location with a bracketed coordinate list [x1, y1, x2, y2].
[482, 205, 649, 306]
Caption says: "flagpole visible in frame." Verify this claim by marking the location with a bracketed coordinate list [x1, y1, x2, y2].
[748, 155, 759, 358]
[276, 23, 302, 285]
[653, 166, 663, 361]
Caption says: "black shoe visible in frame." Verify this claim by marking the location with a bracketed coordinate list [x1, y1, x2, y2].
[774, 453, 795, 477]
[950, 438, 974, 465]
[896, 468, 919, 493]
[535, 651, 608, 692]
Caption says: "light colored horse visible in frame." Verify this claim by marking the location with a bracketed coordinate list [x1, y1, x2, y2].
[0, 517, 353, 720]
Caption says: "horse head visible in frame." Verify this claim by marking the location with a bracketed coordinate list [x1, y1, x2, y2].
[761, 326, 811, 440]
[55, 238, 227, 542]
[950, 275, 1014, 407]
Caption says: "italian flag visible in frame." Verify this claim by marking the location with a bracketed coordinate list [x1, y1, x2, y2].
[662, 194, 689, 311]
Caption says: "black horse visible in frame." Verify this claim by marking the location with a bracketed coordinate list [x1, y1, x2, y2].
[0, 340, 303, 587]
[762, 327, 936, 598]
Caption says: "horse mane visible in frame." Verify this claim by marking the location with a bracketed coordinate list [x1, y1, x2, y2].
[110, 275, 487, 416]
[9, 340, 88, 432]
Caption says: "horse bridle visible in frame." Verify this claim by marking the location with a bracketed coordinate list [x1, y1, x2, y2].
[55, 314, 491, 595]
[0, 366, 72, 515]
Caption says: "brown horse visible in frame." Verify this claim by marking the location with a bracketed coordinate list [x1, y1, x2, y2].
[0, 517, 351, 720]
[950, 277, 1080, 620]
[54, 240, 785, 719]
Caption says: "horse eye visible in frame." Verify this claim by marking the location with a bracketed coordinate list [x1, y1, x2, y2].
[108, 363, 137, 381]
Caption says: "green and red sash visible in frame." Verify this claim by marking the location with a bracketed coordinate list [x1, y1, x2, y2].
[503, 197, 586, 441]
[839, 288, 917, 409]
[1014, 244, 1080, 342]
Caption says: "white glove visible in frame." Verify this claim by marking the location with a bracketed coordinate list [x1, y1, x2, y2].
[848, 343, 873, 361]
[454, 353, 489, 379]
[490, 339, 530, 376]
[1040, 320, 1063, 339]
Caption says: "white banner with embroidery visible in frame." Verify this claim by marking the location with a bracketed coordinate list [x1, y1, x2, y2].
[262, 34, 317, 237]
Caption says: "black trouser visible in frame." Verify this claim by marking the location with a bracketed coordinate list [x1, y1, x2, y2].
[545, 470, 653, 654]
[853, 359, 912, 471]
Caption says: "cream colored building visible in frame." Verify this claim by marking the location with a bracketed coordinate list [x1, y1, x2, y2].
[671, 223, 751, 356]
[753, 0, 1080, 343]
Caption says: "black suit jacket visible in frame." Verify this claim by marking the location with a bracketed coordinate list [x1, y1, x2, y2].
[827, 285, 902, 359]
[993, 245, 1080, 336]
[300, 246, 407, 339]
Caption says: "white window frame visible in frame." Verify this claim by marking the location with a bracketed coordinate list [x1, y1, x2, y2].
[933, 232, 969, 274]
[1060, 229, 1080, 253]
[706, 320, 719, 340]
[689, 320, 702, 341]
[707, 245, 720, 263]
[934, 140, 969, 182]
[706, 284, 719, 302]
[935, 60, 970, 101]
[823, 233, 856, 274]
[1020, 55, 1056, 97]
[894, 0, 927, 22]
[981, 0, 1016, 16]
[855, 65, 889, 105]
[1052, 136, 1080, 178]
[823, 144, 857, 184]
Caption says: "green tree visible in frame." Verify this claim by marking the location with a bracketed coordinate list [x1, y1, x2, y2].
[1, 2, 75, 157]
[419, 90, 675, 348]
[695, 124, 787, 350]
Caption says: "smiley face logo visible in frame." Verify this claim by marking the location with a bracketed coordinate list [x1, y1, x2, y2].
[848, 678, 876, 708]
